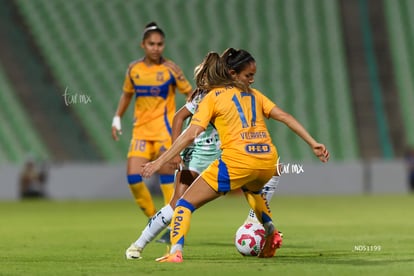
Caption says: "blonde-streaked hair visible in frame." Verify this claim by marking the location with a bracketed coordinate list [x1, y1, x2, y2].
[194, 52, 249, 92]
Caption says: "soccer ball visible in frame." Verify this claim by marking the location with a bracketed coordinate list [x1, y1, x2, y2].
[234, 222, 266, 256]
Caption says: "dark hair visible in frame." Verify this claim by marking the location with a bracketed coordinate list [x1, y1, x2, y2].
[194, 51, 249, 92]
[221, 48, 255, 73]
[142, 22, 165, 41]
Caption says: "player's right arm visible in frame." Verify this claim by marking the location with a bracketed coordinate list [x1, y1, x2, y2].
[169, 105, 192, 168]
[172, 105, 192, 143]
[112, 63, 136, 141]
[112, 92, 133, 141]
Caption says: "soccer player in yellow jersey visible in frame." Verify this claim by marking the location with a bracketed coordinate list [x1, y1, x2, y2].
[142, 49, 330, 263]
[125, 51, 278, 260]
[111, 22, 192, 220]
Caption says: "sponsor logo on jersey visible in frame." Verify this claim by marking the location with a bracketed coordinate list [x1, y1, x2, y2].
[245, 143, 270, 153]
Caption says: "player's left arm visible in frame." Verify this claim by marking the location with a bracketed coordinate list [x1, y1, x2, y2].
[269, 105, 330, 162]
[165, 60, 193, 97]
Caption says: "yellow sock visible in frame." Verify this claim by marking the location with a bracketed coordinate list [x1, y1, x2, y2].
[159, 175, 175, 206]
[129, 182, 156, 217]
[170, 198, 195, 251]
[244, 191, 272, 224]
[160, 183, 174, 206]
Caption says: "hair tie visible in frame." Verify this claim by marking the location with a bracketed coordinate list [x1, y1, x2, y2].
[143, 25, 158, 33]
[142, 25, 160, 40]
[230, 55, 252, 69]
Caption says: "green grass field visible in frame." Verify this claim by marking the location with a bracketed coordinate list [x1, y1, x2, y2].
[0, 194, 413, 275]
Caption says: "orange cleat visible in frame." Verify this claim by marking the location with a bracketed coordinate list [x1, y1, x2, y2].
[155, 250, 183, 263]
[258, 230, 283, 258]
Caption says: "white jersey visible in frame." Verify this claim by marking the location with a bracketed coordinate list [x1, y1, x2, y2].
[180, 91, 221, 173]
[184, 92, 221, 153]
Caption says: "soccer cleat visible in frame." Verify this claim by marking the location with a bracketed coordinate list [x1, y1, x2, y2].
[156, 228, 171, 244]
[258, 230, 283, 258]
[155, 250, 183, 263]
[125, 243, 143, 259]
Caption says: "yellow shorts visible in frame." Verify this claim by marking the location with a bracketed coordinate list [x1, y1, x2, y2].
[127, 138, 171, 160]
[201, 158, 275, 194]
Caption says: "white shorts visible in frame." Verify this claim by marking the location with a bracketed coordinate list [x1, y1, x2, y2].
[181, 148, 221, 174]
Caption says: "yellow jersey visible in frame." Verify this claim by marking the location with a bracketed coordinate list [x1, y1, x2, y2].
[123, 58, 192, 140]
[191, 86, 278, 169]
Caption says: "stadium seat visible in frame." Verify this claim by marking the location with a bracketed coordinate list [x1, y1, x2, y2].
[0, 64, 50, 163]
[15, 0, 359, 162]
[384, 0, 414, 146]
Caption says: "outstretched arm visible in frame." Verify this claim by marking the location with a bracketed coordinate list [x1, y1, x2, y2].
[142, 124, 205, 177]
[269, 105, 330, 162]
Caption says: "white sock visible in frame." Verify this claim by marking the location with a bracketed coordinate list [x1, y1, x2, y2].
[245, 209, 260, 223]
[244, 176, 280, 223]
[263, 175, 280, 203]
[134, 204, 174, 249]
[171, 244, 183, 254]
